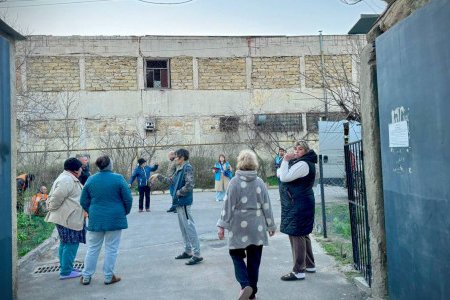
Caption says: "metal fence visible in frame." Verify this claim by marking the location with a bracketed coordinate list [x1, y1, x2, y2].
[344, 140, 372, 287]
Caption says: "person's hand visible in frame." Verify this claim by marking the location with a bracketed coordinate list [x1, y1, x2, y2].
[150, 174, 158, 182]
[128, 184, 131, 188]
[83, 211, 88, 219]
[154, 161, 159, 166]
[217, 227, 225, 240]
[283, 153, 297, 161]
[269, 230, 276, 237]
[176, 190, 181, 197]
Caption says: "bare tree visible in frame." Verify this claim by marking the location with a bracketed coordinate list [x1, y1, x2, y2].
[298, 38, 364, 122]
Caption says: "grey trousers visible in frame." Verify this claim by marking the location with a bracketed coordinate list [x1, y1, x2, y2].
[176, 205, 201, 257]
[289, 235, 315, 273]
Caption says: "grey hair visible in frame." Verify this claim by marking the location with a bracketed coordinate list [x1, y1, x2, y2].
[295, 140, 310, 152]
[236, 150, 259, 171]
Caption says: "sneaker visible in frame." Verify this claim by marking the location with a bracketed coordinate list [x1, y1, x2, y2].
[166, 207, 176, 213]
[146, 209, 151, 212]
[306, 267, 316, 273]
[138, 209, 143, 213]
[175, 252, 193, 259]
[104, 274, 121, 285]
[249, 296, 257, 300]
[60, 270, 82, 280]
[280, 272, 305, 281]
[185, 256, 203, 265]
[80, 276, 91, 285]
[238, 286, 253, 300]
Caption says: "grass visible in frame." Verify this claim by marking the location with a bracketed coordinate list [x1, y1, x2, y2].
[314, 203, 353, 266]
[17, 212, 55, 258]
[266, 176, 279, 186]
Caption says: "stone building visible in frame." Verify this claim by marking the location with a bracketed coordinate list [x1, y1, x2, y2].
[16, 34, 364, 163]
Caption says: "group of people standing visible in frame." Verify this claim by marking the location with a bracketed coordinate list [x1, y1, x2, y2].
[42, 139, 318, 300]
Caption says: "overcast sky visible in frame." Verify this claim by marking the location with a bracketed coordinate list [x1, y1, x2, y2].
[0, 0, 386, 36]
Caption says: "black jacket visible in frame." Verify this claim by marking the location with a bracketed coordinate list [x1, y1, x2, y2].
[280, 150, 317, 236]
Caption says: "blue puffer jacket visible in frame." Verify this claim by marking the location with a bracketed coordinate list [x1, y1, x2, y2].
[280, 150, 317, 236]
[129, 164, 159, 187]
[80, 170, 133, 232]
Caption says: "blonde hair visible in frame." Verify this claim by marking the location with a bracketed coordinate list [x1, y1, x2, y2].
[236, 150, 259, 171]
[295, 140, 310, 152]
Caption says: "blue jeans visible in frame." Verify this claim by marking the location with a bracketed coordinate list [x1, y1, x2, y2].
[230, 245, 263, 299]
[82, 230, 122, 281]
[59, 242, 79, 276]
[215, 191, 226, 201]
[177, 205, 201, 256]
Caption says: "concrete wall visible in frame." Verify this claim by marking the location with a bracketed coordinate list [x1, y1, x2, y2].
[16, 35, 365, 157]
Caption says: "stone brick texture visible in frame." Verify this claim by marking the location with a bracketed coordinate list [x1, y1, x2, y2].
[170, 57, 193, 89]
[304, 55, 352, 88]
[252, 57, 300, 89]
[198, 58, 246, 90]
[85, 57, 137, 91]
[27, 56, 80, 92]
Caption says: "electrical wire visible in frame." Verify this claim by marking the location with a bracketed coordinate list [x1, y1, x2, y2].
[0, 0, 194, 8]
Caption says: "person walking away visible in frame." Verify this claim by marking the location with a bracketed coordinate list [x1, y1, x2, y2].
[151, 148, 203, 265]
[217, 150, 276, 300]
[213, 154, 233, 201]
[129, 158, 158, 212]
[278, 140, 317, 281]
[45, 158, 86, 280]
[80, 155, 133, 285]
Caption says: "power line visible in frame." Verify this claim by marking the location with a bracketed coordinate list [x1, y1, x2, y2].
[0, 0, 116, 8]
[0, 0, 194, 8]
[136, 0, 193, 4]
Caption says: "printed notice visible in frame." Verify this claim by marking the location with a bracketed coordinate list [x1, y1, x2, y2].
[389, 120, 409, 147]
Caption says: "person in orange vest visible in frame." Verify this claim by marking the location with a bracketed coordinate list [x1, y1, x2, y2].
[29, 186, 49, 216]
[16, 173, 35, 194]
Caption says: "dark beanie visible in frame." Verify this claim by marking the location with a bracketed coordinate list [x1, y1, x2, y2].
[137, 158, 146, 165]
[64, 157, 82, 172]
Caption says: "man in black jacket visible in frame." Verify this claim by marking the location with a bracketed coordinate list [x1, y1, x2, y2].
[78, 155, 91, 185]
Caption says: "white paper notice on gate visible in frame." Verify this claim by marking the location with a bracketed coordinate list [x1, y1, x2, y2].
[388, 121, 409, 147]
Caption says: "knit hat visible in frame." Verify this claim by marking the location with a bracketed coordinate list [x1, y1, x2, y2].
[137, 158, 146, 165]
[64, 157, 82, 172]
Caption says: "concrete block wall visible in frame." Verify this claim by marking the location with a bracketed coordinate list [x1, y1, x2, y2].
[304, 55, 352, 88]
[251, 56, 300, 89]
[26, 56, 79, 91]
[198, 57, 246, 90]
[85, 57, 137, 91]
[171, 56, 194, 90]
[16, 35, 364, 155]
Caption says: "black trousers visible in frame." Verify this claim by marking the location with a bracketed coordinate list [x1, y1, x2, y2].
[229, 245, 263, 299]
[138, 186, 151, 210]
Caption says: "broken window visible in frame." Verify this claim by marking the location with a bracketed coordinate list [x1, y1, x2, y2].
[219, 116, 240, 132]
[146, 59, 170, 88]
[254, 113, 303, 132]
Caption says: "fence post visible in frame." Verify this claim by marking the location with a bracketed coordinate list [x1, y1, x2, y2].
[318, 154, 327, 238]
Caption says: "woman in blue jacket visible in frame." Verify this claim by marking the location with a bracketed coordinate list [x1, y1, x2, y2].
[128, 158, 158, 212]
[80, 155, 133, 285]
[212, 154, 233, 201]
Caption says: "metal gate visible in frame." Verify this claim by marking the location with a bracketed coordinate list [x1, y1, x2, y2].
[344, 140, 371, 286]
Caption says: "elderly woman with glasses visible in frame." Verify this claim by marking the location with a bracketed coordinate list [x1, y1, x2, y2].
[278, 140, 318, 281]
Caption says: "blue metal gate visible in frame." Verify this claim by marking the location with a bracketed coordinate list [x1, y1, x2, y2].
[376, 0, 450, 298]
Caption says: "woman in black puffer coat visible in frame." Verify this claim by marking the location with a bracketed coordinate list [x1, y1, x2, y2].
[277, 140, 318, 281]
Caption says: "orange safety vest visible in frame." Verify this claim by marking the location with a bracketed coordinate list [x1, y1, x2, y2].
[29, 192, 48, 215]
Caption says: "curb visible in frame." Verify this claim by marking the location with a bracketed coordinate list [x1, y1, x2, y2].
[150, 186, 279, 195]
[18, 228, 59, 269]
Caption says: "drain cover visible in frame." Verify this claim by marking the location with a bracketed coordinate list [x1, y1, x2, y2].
[33, 262, 84, 274]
